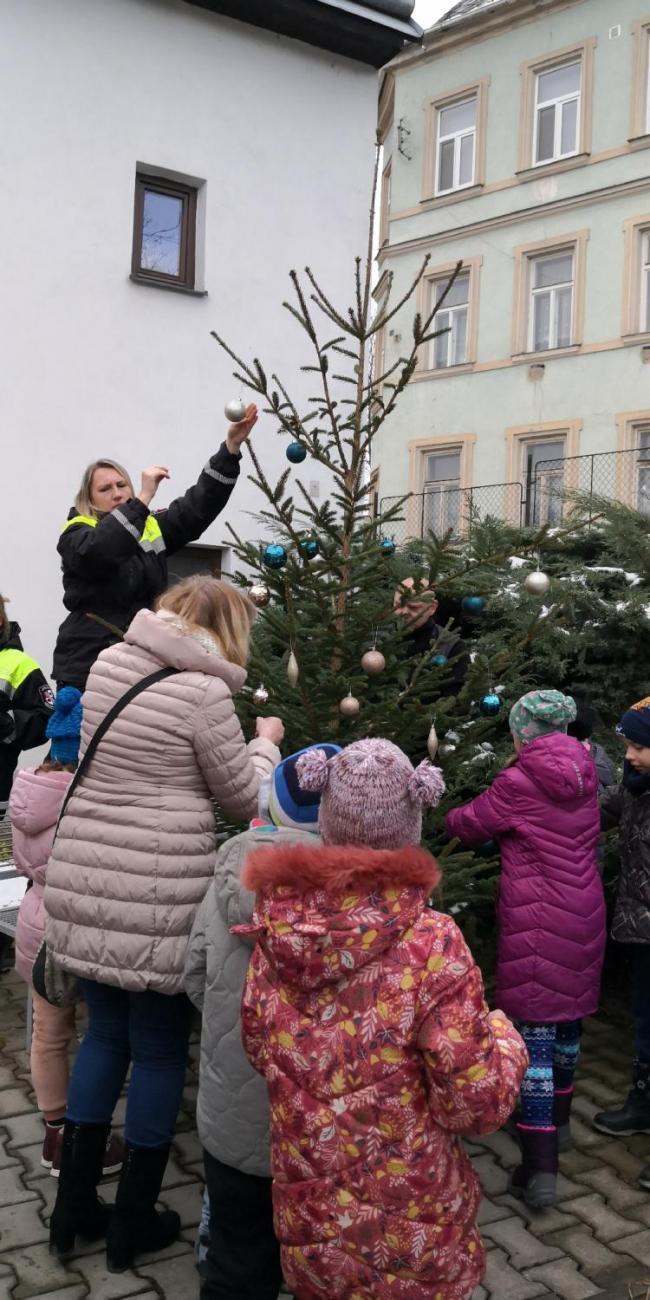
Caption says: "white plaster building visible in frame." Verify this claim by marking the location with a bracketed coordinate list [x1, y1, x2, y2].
[0, 0, 420, 682]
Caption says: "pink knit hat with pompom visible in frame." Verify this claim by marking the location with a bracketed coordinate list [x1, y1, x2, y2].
[296, 737, 445, 850]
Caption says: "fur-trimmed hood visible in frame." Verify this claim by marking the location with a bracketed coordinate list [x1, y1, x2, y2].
[240, 842, 440, 992]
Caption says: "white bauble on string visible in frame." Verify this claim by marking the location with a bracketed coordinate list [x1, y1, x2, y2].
[224, 398, 246, 423]
[524, 569, 551, 596]
[426, 721, 439, 760]
[287, 651, 299, 687]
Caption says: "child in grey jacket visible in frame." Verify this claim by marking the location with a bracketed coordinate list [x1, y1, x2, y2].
[184, 744, 339, 1300]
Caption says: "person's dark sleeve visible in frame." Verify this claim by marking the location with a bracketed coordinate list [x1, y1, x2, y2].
[446, 638, 470, 695]
[156, 443, 241, 556]
[58, 499, 150, 578]
[600, 783, 624, 831]
[1, 667, 53, 753]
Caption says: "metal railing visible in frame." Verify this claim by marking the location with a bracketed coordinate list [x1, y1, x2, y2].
[380, 482, 524, 543]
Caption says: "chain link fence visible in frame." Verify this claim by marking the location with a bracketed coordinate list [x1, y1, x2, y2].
[380, 482, 524, 544]
[529, 445, 650, 525]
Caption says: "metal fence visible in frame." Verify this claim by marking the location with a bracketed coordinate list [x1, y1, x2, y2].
[528, 446, 650, 525]
[380, 482, 524, 544]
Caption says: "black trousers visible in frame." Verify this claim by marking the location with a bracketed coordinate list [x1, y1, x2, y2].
[201, 1151, 283, 1300]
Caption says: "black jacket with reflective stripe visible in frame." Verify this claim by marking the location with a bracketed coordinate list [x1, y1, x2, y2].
[52, 443, 240, 689]
[0, 623, 53, 801]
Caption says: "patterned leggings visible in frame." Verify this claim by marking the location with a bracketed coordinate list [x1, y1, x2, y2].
[518, 1020, 582, 1128]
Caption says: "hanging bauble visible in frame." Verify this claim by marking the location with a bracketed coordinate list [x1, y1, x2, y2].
[380, 537, 396, 557]
[298, 537, 320, 560]
[431, 653, 448, 668]
[479, 692, 502, 717]
[524, 569, 551, 596]
[427, 720, 439, 761]
[286, 441, 307, 464]
[361, 649, 386, 675]
[287, 651, 299, 687]
[439, 742, 457, 757]
[462, 595, 485, 615]
[262, 543, 287, 570]
[224, 398, 246, 424]
[339, 692, 361, 718]
[253, 684, 269, 706]
[249, 583, 271, 608]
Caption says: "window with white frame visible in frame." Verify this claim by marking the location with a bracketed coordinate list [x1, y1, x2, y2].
[436, 97, 477, 194]
[534, 61, 581, 165]
[430, 272, 470, 368]
[422, 448, 462, 535]
[528, 250, 574, 352]
[637, 427, 650, 514]
[646, 30, 650, 133]
[522, 438, 566, 526]
[641, 231, 650, 333]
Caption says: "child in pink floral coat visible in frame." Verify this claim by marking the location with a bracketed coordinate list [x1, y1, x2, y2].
[240, 739, 528, 1300]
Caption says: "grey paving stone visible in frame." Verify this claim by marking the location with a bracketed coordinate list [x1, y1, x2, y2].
[26, 1288, 88, 1300]
[0, 1198, 48, 1250]
[19, 1141, 53, 1182]
[0, 1067, 19, 1091]
[560, 1191, 645, 1242]
[555, 1148, 601, 1177]
[6, 1242, 83, 1299]
[160, 1153, 196, 1190]
[472, 1153, 511, 1197]
[1, 1111, 46, 1149]
[482, 1217, 563, 1270]
[0, 1265, 17, 1300]
[470, 1289, 489, 1300]
[473, 1130, 521, 1167]
[133, 1246, 201, 1294]
[0, 1089, 36, 1119]
[158, 1181, 202, 1229]
[0, 1165, 40, 1208]
[481, 1246, 551, 1298]
[553, 1172, 592, 1204]
[171, 1129, 202, 1168]
[493, 1193, 581, 1237]
[610, 1227, 650, 1267]
[523, 1258, 602, 1300]
[73, 1248, 153, 1300]
[590, 1139, 648, 1181]
[572, 1165, 649, 1211]
[0, 1131, 20, 1170]
[577, 1078, 625, 1107]
[546, 1224, 629, 1273]
[477, 1196, 514, 1226]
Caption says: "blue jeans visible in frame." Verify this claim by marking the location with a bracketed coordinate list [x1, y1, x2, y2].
[66, 979, 193, 1148]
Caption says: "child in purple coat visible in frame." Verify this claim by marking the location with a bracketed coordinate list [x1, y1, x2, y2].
[446, 689, 606, 1209]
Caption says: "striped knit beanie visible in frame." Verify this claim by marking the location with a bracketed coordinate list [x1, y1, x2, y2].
[265, 744, 341, 831]
[617, 696, 650, 747]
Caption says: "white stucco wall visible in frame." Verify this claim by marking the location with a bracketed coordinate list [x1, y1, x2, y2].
[0, 0, 377, 682]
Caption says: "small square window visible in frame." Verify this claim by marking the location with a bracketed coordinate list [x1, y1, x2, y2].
[436, 97, 477, 195]
[132, 173, 197, 289]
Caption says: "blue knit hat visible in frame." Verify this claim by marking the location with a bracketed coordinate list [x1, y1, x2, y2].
[266, 744, 342, 831]
[617, 696, 650, 748]
[46, 688, 82, 766]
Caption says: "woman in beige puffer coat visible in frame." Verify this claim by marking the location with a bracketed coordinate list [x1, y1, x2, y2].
[45, 576, 283, 1273]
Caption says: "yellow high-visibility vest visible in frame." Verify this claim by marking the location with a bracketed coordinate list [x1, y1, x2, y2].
[61, 513, 165, 554]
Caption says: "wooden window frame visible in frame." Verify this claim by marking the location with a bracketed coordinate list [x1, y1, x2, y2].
[517, 39, 596, 180]
[511, 232, 589, 360]
[132, 173, 197, 290]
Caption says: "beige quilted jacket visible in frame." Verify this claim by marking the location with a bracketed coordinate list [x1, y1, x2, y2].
[44, 609, 280, 994]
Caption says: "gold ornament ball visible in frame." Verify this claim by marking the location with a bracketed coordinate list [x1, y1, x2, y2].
[224, 398, 246, 423]
[339, 694, 361, 718]
[361, 649, 386, 675]
[524, 569, 551, 596]
[253, 684, 269, 706]
[249, 584, 271, 608]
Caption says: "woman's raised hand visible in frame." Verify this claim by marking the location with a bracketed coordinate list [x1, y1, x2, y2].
[226, 404, 258, 455]
[138, 465, 171, 507]
[256, 716, 284, 747]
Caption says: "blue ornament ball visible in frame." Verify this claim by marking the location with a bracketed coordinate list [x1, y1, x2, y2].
[262, 543, 287, 570]
[380, 537, 396, 556]
[431, 654, 448, 667]
[479, 692, 502, 717]
[286, 441, 307, 464]
[462, 594, 485, 615]
[299, 537, 320, 559]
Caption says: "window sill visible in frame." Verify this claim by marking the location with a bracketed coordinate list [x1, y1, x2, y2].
[411, 362, 475, 381]
[129, 273, 208, 298]
[516, 153, 589, 183]
[622, 330, 650, 346]
[628, 134, 650, 153]
[420, 183, 484, 209]
[511, 345, 581, 365]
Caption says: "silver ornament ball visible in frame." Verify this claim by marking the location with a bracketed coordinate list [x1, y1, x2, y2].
[524, 569, 551, 596]
[224, 398, 247, 424]
[361, 649, 386, 675]
[249, 584, 271, 608]
[439, 742, 457, 757]
[339, 693, 361, 718]
[253, 684, 269, 706]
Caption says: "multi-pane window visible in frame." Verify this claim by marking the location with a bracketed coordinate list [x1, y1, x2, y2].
[534, 62, 580, 165]
[637, 428, 650, 514]
[529, 251, 574, 352]
[132, 173, 197, 289]
[436, 97, 476, 194]
[431, 272, 470, 368]
[641, 231, 650, 333]
[523, 439, 566, 526]
[646, 32, 650, 133]
[423, 449, 462, 536]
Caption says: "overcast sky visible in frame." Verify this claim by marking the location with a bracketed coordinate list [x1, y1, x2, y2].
[412, 0, 455, 28]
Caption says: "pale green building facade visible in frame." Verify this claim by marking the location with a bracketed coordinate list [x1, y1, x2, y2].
[374, 0, 650, 537]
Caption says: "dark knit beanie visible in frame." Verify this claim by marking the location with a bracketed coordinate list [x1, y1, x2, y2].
[617, 696, 650, 748]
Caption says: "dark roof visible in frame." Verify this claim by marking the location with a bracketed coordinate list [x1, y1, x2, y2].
[183, 0, 422, 67]
[434, 0, 512, 29]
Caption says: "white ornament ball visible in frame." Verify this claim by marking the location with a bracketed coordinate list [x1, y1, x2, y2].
[224, 398, 247, 424]
[439, 742, 457, 757]
[253, 684, 269, 706]
[524, 569, 551, 596]
[361, 649, 386, 675]
[339, 693, 361, 718]
[249, 584, 271, 608]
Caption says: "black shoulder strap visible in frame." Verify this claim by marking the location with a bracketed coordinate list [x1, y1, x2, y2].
[55, 666, 178, 831]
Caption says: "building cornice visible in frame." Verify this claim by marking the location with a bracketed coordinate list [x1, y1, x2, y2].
[183, 0, 421, 68]
[386, 0, 587, 72]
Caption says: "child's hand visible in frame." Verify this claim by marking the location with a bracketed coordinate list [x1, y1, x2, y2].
[256, 716, 284, 746]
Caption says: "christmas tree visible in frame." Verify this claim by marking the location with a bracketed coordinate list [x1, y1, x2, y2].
[210, 154, 650, 975]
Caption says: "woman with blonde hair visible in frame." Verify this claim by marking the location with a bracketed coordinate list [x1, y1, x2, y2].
[52, 405, 258, 691]
[45, 576, 283, 1271]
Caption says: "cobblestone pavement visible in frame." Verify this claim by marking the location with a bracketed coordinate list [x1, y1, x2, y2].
[2, 967, 650, 1299]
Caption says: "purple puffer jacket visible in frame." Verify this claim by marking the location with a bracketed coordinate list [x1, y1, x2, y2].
[445, 733, 605, 1023]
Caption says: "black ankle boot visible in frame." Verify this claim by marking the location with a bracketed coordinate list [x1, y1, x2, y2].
[106, 1144, 180, 1273]
[593, 1059, 650, 1136]
[509, 1125, 558, 1209]
[49, 1121, 112, 1259]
